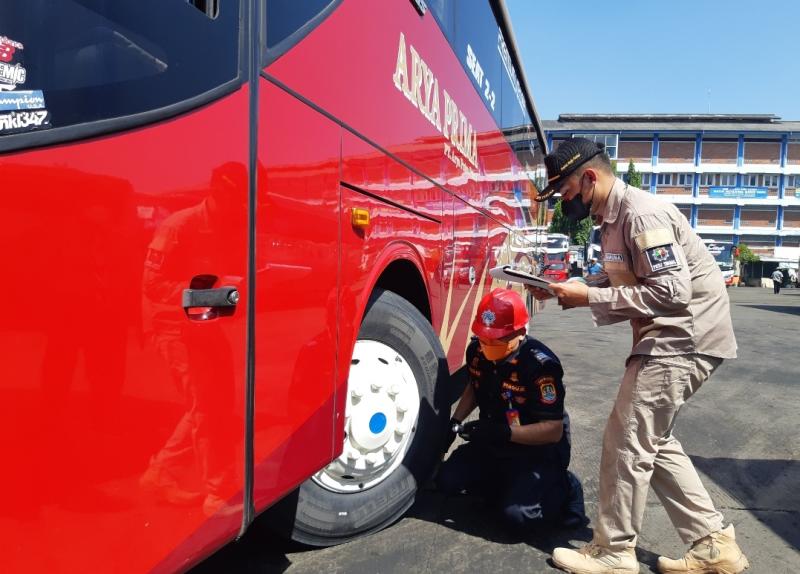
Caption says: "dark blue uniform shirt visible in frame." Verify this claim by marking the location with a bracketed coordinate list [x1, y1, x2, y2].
[467, 335, 571, 466]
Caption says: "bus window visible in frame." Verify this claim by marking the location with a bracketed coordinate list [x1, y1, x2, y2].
[0, 0, 240, 147]
[453, 0, 502, 125]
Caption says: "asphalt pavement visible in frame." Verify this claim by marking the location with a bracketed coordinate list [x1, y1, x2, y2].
[193, 286, 800, 574]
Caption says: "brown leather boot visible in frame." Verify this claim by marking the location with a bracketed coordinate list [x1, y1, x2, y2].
[657, 524, 749, 574]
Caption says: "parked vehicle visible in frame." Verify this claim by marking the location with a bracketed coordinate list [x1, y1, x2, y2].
[701, 238, 736, 286]
[0, 0, 547, 571]
[542, 251, 570, 282]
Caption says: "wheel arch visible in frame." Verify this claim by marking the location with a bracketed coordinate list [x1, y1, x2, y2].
[353, 241, 434, 329]
[374, 258, 431, 324]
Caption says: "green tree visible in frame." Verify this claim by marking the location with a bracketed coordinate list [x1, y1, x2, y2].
[549, 200, 593, 245]
[735, 243, 759, 280]
[626, 160, 642, 188]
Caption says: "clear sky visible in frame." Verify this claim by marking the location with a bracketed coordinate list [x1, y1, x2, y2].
[506, 0, 799, 121]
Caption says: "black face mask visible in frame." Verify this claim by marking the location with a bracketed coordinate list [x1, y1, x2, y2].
[562, 176, 593, 222]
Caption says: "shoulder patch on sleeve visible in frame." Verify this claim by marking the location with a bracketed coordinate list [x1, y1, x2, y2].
[646, 244, 679, 272]
[533, 350, 553, 365]
[634, 227, 674, 252]
[535, 376, 558, 405]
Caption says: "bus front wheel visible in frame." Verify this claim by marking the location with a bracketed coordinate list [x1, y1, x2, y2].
[278, 288, 448, 546]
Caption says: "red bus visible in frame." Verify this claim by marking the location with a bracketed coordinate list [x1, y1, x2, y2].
[0, 1, 547, 571]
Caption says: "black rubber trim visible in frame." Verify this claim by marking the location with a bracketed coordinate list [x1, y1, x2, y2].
[260, 71, 508, 226]
[0, 3, 247, 156]
[239, 0, 261, 539]
[341, 181, 442, 224]
[263, 0, 343, 68]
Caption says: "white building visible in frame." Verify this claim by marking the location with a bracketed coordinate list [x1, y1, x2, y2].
[544, 114, 800, 261]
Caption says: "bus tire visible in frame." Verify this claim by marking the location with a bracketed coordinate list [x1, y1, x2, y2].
[276, 288, 449, 547]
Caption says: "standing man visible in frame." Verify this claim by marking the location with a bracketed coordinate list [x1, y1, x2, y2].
[529, 138, 749, 574]
[438, 288, 586, 532]
[771, 268, 784, 294]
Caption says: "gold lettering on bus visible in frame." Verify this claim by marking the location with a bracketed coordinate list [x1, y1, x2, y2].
[392, 32, 414, 104]
[410, 45, 424, 110]
[392, 32, 478, 171]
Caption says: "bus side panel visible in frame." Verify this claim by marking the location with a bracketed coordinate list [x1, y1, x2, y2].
[0, 90, 250, 573]
[252, 81, 340, 512]
[264, 0, 500, 216]
[264, 0, 523, 365]
[336, 132, 444, 446]
[339, 132, 443, 318]
[440, 196, 489, 365]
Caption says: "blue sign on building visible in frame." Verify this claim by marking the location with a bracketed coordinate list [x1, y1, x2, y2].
[708, 186, 768, 199]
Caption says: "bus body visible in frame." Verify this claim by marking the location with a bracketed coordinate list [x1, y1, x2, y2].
[585, 225, 602, 267]
[701, 239, 736, 285]
[0, 1, 546, 571]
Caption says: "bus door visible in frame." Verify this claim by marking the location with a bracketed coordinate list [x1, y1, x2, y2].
[0, 2, 249, 572]
[251, 80, 340, 512]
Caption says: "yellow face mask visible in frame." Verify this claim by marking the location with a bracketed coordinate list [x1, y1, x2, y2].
[479, 336, 521, 361]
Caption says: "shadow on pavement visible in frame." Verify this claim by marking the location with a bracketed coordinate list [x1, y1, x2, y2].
[738, 304, 800, 316]
[691, 456, 800, 550]
[407, 486, 666, 572]
[189, 518, 292, 574]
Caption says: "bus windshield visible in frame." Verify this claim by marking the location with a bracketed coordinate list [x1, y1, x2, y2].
[546, 236, 569, 250]
[705, 242, 734, 270]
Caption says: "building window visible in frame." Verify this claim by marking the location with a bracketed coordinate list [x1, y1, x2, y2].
[787, 175, 798, 188]
[699, 173, 716, 187]
[641, 173, 651, 188]
[743, 174, 758, 186]
[676, 173, 694, 186]
[657, 173, 673, 185]
[762, 174, 779, 187]
[577, 134, 618, 159]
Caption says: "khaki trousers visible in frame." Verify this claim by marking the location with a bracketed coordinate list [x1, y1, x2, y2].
[594, 354, 725, 550]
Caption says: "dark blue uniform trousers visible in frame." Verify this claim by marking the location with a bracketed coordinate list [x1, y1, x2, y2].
[437, 442, 570, 529]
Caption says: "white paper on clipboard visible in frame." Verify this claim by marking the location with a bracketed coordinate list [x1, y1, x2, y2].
[489, 265, 555, 293]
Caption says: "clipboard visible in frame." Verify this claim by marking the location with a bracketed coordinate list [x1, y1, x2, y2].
[489, 265, 555, 293]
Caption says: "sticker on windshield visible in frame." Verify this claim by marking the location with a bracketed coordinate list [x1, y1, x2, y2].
[0, 109, 51, 135]
[0, 35, 26, 91]
[0, 35, 23, 63]
[0, 90, 45, 111]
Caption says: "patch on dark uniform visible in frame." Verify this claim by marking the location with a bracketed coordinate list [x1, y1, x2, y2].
[646, 244, 679, 272]
[533, 350, 553, 365]
[536, 376, 557, 404]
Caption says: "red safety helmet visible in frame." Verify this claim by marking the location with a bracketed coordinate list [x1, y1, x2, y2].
[471, 288, 529, 340]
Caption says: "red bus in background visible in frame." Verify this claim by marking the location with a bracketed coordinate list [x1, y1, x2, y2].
[0, 1, 547, 571]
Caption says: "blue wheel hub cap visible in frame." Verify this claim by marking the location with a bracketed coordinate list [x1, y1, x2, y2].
[369, 412, 387, 434]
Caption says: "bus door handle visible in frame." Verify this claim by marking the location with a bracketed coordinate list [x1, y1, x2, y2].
[182, 286, 239, 321]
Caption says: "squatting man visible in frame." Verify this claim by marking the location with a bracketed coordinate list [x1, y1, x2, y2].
[437, 288, 586, 532]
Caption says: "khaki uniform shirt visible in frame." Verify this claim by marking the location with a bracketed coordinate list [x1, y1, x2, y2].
[587, 179, 737, 359]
